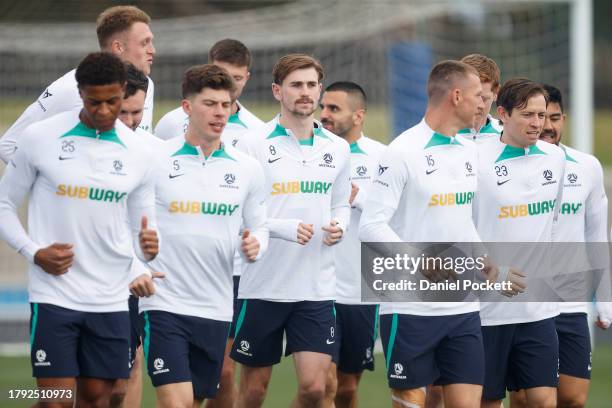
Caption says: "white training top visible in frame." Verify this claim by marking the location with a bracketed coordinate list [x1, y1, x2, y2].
[553, 145, 609, 314]
[154, 101, 264, 144]
[474, 137, 565, 325]
[154, 102, 265, 277]
[0, 110, 157, 312]
[359, 119, 481, 316]
[236, 116, 351, 301]
[457, 115, 502, 144]
[335, 135, 386, 304]
[0, 69, 155, 163]
[139, 138, 268, 321]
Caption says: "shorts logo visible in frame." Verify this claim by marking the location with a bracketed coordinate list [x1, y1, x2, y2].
[390, 362, 407, 380]
[153, 357, 170, 375]
[34, 349, 51, 367]
[237, 340, 253, 357]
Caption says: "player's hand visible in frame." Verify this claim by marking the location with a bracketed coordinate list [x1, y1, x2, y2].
[596, 317, 610, 330]
[297, 223, 314, 245]
[420, 263, 456, 283]
[241, 229, 260, 262]
[129, 271, 165, 297]
[322, 220, 343, 246]
[34, 243, 74, 276]
[139, 216, 159, 261]
[500, 268, 526, 297]
[349, 182, 359, 205]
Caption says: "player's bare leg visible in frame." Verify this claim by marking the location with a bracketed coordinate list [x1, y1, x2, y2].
[323, 362, 338, 407]
[155, 382, 193, 408]
[442, 384, 481, 408]
[236, 365, 273, 408]
[557, 375, 589, 408]
[110, 378, 127, 408]
[76, 377, 116, 407]
[509, 390, 527, 408]
[391, 387, 426, 408]
[120, 346, 143, 407]
[425, 385, 444, 408]
[335, 370, 362, 408]
[33, 378, 75, 408]
[523, 387, 556, 408]
[291, 351, 332, 408]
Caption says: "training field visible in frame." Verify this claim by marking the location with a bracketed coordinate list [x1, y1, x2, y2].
[1, 345, 612, 407]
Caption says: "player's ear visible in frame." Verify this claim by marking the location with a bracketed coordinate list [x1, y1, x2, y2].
[497, 105, 508, 122]
[354, 109, 365, 126]
[271, 83, 282, 102]
[246, 71, 251, 82]
[109, 39, 123, 55]
[451, 88, 461, 107]
[181, 98, 192, 116]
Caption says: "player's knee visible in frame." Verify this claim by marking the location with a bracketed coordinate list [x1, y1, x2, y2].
[325, 371, 338, 399]
[526, 395, 557, 408]
[298, 380, 327, 405]
[391, 387, 426, 408]
[219, 362, 235, 387]
[509, 391, 528, 408]
[335, 378, 358, 405]
[558, 393, 587, 408]
[109, 379, 127, 408]
[241, 382, 269, 406]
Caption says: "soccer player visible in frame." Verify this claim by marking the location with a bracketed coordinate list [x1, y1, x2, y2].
[154, 38, 263, 143]
[155, 38, 264, 408]
[457, 54, 502, 144]
[473, 78, 566, 408]
[0, 52, 160, 408]
[508, 84, 611, 408]
[0, 5, 156, 163]
[319, 81, 385, 408]
[139, 64, 268, 408]
[229, 54, 351, 408]
[359, 60, 486, 408]
[112, 62, 163, 408]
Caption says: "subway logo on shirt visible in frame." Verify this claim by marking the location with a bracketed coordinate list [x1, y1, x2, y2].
[428, 192, 475, 207]
[169, 201, 239, 216]
[56, 184, 127, 203]
[560, 202, 582, 215]
[271, 180, 332, 196]
[498, 200, 556, 219]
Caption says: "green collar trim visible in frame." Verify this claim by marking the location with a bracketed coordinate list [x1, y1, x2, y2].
[228, 113, 247, 128]
[60, 122, 124, 147]
[479, 120, 500, 135]
[350, 141, 367, 154]
[457, 128, 472, 134]
[266, 121, 330, 140]
[495, 143, 547, 163]
[171, 142, 235, 161]
[171, 142, 199, 157]
[299, 137, 314, 146]
[424, 132, 463, 149]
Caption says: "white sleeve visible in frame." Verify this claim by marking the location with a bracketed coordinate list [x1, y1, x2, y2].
[127, 150, 159, 265]
[330, 146, 351, 233]
[0, 135, 42, 262]
[359, 147, 406, 243]
[0, 77, 81, 163]
[241, 161, 269, 260]
[154, 109, 184, 141]
[352, 184, 368, 211]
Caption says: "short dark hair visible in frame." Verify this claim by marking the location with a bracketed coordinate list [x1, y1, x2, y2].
[427, 60, 479, 104]
[76, 52, 127, 88]
[542, 84, 563, 113]
[324, 81, 367, 110]
[182, 64, 237, 99]
[273, 54, 324, 85]
[208, 39, 252, 69]
[497, 78, 548, 116]
[125, 63, 148, 98]
[96, 6, 151, 49]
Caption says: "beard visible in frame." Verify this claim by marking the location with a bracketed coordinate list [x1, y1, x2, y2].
[321, 119, 352, 138]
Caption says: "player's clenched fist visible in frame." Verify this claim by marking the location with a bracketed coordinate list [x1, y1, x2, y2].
[139, 215, 159, 261]
[322, 220, 343, 246]
[34, 243, 74, 276]
[130, 271, 165, 297]
[241, 229, 261, 262]
[297, 223, 314, 245]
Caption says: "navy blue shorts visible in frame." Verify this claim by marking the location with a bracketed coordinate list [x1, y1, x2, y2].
[230, 299, 336, 367]
[141, 311, 230, 400]
[30, 303, 130, 379]
[332, 303, 378, 373]
[556, 312, 591, 379]
[128, 295, 143, 368]
[482, 318, 559, 400]
[229, 276, 241, 339]
[380, 312, 483, 390]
